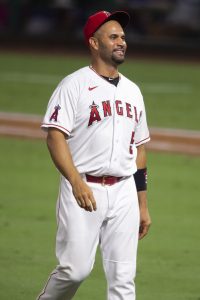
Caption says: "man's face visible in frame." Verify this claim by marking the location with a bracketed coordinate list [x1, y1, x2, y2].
[94, 20, 127, 66]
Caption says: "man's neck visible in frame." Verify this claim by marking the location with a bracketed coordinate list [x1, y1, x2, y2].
[91, 60, 119, 79]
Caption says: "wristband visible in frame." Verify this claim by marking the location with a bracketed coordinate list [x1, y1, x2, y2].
[133, 168, 147, 191]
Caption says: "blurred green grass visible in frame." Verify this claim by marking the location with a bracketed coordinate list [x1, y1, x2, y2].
[0, 51, 199, 299]
[0, 52, 200, 130]
[0, 137, 200, 300]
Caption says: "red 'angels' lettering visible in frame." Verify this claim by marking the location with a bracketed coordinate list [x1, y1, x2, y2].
[102, 101, 112, 117]
[88, 102, 101, 126]
[126, 103, 132, 118]
[88, 100, 141, 127]
[134, 106, 138, 123]
[115, 100, 123, 115]
[50, 105, 61, 122]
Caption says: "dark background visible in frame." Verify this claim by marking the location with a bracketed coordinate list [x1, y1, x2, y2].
[0, 0, 200, 58]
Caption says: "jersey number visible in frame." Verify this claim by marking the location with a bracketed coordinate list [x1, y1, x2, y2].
[129, 131, 135, 154]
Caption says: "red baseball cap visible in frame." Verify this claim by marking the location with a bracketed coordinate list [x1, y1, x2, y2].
[84, 10, 130, 44]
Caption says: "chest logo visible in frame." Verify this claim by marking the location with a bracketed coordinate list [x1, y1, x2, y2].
[88, 100, 141, 127]
[88, 102, 100, 126]
[88, 86, 98, 91]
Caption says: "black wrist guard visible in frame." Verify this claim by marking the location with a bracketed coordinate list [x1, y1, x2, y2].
[133, 168, 147, 191]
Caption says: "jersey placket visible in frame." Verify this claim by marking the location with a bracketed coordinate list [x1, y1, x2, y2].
[107, 83, 122, 173]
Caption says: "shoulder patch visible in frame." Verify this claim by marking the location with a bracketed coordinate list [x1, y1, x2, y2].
[50, 105, 61, 122]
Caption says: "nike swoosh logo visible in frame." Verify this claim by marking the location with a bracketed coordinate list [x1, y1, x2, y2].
[88, 86, 98, 91]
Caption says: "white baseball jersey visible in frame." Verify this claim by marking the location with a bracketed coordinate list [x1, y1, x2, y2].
[42, 66, 150, 177]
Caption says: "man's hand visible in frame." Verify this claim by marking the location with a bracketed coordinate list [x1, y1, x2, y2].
[47, 128, 97, 212]
[139, 206, 151, 240]
[137, 190, 151, 240]
[71, 175, 97, 212]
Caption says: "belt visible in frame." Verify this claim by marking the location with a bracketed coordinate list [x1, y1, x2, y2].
[86, 174, 123, 186]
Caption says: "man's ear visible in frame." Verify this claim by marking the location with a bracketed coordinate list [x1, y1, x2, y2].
[89, 37, 99, 50]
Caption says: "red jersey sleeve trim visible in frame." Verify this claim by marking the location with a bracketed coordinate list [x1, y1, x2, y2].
[135, 136, 150, 146]
[41, 123, 71, 136]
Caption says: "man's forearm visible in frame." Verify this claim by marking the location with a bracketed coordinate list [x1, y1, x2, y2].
[137, 190, 148, 208]
[135, 144, 151, 239]
[46, 128, 97, 211]
[46, 128, 81, 185]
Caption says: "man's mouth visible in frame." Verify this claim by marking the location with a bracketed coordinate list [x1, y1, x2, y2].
[114, 48, 125, 55]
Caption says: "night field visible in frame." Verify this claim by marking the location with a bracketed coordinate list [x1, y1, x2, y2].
[0, 51, 200, 300]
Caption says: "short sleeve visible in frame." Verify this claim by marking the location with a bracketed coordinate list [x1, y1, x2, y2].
[134, 96, 150, 146]
[41, 77, 78, 136]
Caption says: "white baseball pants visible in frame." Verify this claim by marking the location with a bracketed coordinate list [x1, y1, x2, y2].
[36, 175, 140, 300]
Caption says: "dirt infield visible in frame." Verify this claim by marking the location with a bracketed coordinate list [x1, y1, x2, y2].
[0, 111, 200, 156]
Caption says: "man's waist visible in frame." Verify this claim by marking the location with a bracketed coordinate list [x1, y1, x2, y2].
[85, 174, 125, 186]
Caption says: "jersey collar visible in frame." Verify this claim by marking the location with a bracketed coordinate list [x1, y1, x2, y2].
[89, 66, 121, 84]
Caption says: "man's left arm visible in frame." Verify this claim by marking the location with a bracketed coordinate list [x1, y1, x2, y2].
[135, 144, 151, 240]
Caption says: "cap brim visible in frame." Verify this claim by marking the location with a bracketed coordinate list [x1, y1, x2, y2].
[104, 11, 130, 29]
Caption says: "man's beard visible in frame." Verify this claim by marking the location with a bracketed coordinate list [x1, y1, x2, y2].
[99, 43, 126, 66]
[111, 53, 125, 65]
[111, 50, 126, 65]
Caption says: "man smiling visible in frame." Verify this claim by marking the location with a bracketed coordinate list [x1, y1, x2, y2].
[37, 10, 151, 300]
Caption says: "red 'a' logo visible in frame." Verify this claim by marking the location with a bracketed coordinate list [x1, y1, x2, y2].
[88, 101, 101, 126]
[50, 105, 61, 122]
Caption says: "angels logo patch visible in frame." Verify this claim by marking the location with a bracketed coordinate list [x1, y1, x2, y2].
[50, 105, 61, 122]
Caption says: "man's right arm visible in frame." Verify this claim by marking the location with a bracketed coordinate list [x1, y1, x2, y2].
[46, 128, 97, 212]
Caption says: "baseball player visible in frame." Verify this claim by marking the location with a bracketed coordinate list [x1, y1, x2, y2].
[37, 10, 151, 300]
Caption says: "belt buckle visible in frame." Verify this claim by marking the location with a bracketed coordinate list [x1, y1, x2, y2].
[102, 176, 106, 186]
